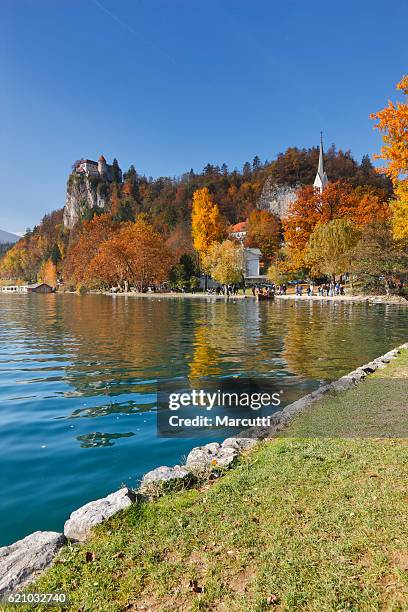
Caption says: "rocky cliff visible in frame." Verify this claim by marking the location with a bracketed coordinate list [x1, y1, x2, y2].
[63, 174, 109, 229]
[257, 177, 298, 219]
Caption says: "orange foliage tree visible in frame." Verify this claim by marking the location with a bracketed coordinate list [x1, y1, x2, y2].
[371, 75, 408, 240]
[245, 210, 281, 260]
[39, 259, 57, 287]
[283, 181, 390, 270]
[89, 218, 174, 291]
[63, 214, 118, 288]
[371, 75, 408, 181]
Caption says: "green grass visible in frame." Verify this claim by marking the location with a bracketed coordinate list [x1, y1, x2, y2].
[18, 352, 408, 612]
[281, 349, 408, 438]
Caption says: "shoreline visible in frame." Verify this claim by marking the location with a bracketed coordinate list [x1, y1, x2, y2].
[3, 290, 406, 306]
[274, 293, 408, 306]
[91, 290, 408, 306]
[1, 341, 407, 597]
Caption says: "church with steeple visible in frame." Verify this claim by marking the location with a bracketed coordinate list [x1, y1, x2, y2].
[313, 133, 329, 193]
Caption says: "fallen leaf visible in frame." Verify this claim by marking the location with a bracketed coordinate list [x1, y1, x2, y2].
[266, 594, 279, 605]
[85, 551, 95, 562]
[189, 579, 204, 593]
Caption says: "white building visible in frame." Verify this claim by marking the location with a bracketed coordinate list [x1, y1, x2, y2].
[0, 285, 24, 293]
[244, 247, 262, 279]
[313, 133, 329, 193]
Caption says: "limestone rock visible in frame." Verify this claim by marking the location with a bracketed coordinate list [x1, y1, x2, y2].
[213, 447, 238, 468]
[186, 442, 238, 471]
[0, 531, 66, 596]
[257, 178, 297, 219]
[63, 173, 108, 229]
[140, 465, 193, 495]
[64, 487, 136, 542]
[221, 437, 258, 451]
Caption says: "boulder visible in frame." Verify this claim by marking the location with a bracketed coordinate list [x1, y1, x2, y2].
[64, 487, 136, 542]
[344, 369, 367, 381]
[361, 360, 380, 373]
[0, 531, 66, 596]
[139, 465, 193, 495]
[186, 442, 239, 471]
[379, 350, 399, 363]
[221, 437, 258, 451]
[212, 447, 238, 468]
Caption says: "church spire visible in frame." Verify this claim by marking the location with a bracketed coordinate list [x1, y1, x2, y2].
[314, 132, 329, 193]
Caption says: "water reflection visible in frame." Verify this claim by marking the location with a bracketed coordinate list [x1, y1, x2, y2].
[77, 431, 135, 448]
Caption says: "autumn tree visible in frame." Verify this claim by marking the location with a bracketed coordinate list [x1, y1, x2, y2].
[191, 188, 226, 258]
[245, 210, 281, 260]
[306, 219, 361, 282]
[391, 181, 408, 241]
[371, 75, 408, 241]
[89, 218, 174, 291]
[63, 214, 117, 289]
[266, 263, 289, 285]
[0, 210, 65, 283]
[165, 222, 194, 261]
[202, 240, 243, 285]
[38, 259, 57, 287]
[283, 181, 389, 270]
[352, 222, 408, 295]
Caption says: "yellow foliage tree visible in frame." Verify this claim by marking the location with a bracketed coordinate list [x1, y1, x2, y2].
[371, 75, 408, 240]
[191, 188, 225, 259]
[391, 180, 408, 241]
[305, 219, 361, 282]
[202, 239, 243, 285]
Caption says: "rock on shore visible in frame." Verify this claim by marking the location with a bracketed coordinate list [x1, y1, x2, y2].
[64, 487, 137, 542]
[0, 531, 66, 596]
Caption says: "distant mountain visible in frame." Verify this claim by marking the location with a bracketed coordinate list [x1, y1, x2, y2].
[0, 229, 19, 244]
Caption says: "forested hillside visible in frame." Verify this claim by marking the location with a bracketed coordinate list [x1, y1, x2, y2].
[0, 143, 396, 291]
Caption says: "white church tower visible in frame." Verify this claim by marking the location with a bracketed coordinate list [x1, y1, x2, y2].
[314, 133, 329, 193]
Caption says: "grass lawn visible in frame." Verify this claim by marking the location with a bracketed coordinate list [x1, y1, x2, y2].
[281, 348, 408, 438]
[21, 352, 408, 611]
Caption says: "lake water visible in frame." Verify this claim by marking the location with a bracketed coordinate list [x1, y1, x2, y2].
[0, 293, 406, 545]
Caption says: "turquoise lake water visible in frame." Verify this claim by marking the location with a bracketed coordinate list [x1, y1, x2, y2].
[0, 293, 406, 545]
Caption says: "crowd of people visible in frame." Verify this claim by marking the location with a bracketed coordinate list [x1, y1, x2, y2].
[203, 281, 348, 299]
[206, 284, 240, 296]
[295, 282, 345, 297]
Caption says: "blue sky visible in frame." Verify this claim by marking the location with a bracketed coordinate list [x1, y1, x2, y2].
[1, 0, 407, 233]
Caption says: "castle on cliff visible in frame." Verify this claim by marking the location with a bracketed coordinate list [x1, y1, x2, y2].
[74, 155, 122, 183]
